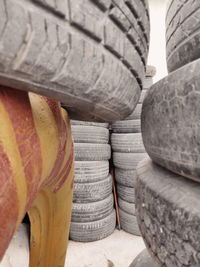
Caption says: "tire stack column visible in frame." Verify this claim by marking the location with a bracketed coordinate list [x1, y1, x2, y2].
[111, 66, 156, 236]
[69, 120, 116, 242]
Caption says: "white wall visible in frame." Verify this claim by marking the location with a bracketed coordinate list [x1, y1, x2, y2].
[148, 0, 169, 82]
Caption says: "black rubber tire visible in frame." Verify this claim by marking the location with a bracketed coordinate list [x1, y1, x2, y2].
[73, 175, 112, 203]
[141, 58, 200, 182]
[74, 161, 109, 183]
[71, 125, 109, 144]
[113, 152, 147, 170]
[70, 209, 116, 242]
[118, 197, 135, 216]
[119, 208, 140, 236]
[70, 120, 109, 128]
[166, 0, 200, 72]
[115, 168, 137, 187]
[0, 0, 150, 122]
[117, 184, 135, 203]
[74, 143, 111, 161]
[124, 104, 142, 120]
[72, 194, 114, 223]
[112, 119, 141, 133]
[111, 133, 145, 153]
[129, 249, 157, 267]
[136, 158, 200, 267]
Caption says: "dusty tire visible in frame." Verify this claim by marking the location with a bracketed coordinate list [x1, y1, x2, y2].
[112, 120, 141, 133]
[117, 184, 135, 203]
[166, 0, 200, 72]
[115, 168, 137, 187]
[118, 197, 135, 216]
[142, 59, 200, 182]
[74, 143, 111, 161]
[129, 249, 157, 267]
[74, 161, 109, 183]
[124, 104, 142, 120]
[136, 159, 200, 267]
[70, 120, 109, 128]
[111, 133, 145, 153]
[119, 208, 140, 236]
[113, 152, 147, 170]
[0, 0, 150, 122]
[71, 125, 109, 144]
[70, 209, 116, 242]
[72, 194, 114, 222]
[73, 175, 112, 203]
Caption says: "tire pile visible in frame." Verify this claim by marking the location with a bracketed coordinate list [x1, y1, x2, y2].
[136, 1, 200, 266]
[69, 120, 116, 242]
[111, 66, 155, 236]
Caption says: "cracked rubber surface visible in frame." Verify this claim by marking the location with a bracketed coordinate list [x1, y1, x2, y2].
[129, 249, 157, 267]
[136, 158, 200, 267]
[142, 58, 200, 182]
[166, 0, 200, 72]
[0, 0, 150, 122]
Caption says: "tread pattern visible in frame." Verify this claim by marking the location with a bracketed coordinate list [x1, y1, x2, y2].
[70, 120, 109, 128]
[112, 119, 141, 133]
[70, 209, 116, 242]
[115, 168, 137, 187]
[166, 0, 200, 72]
[119, 208, 140, 236]
[117, 184, 135, 203]
[0, 0, 150, 121]
[136, 159, 200, 267]
[113, 152, 147, 169]
[118, 197, 136, 215]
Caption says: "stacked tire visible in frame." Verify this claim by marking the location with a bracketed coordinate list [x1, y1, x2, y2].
[69, 120, 116, 242]
[111, 67, 155, 236]
[136, 1, 200, 266]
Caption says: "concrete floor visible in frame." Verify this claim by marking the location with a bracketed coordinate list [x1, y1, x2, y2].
[0, 225, 145, 267]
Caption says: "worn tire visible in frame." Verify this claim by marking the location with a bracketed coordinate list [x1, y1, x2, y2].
[129, 249, 157, 267]
[74, 143, 111, 161]
[112, 119, 141, 133]
[117, 184, 135, 203]
[142, 58, 200, 182]
[71, 120, 109, 128]
[72, 125, 109, 144]
[0, 0, 150, 122]
[74, 161, 109, 183]
[113, 152, 147, 170]
[119, 208, 140, 236]
[73, 175, 112, 203]
[136, 158, 200, 267]
[115, 168, 137, 187]
[111, 133, 145, 153]
[125, 104, 142, 120]
[166, 0, 200, 72]
[118, 197, 135, 216]
[70, 209, 116, 242]
[72, 194, 114, 222]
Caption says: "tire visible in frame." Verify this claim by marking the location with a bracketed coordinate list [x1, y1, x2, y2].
[115, 168, 137, 187]
[139, 90, 148, 104]
[70, 120, 109, 128]
[141, 58, 200, 182]
[129, 249, 157, 267]
[72, 194, 114, 222]
[166, 0, 200, 72]
[111, 133, 145, 153]
[118, 197, 135, 216]
[70, 209, 116, 242]
[113, 152, 147, 170]
[74, 143, 111, 161]
[119, 208, 140, 236]
[71, 125, 109, 144]
[112, 120, 141, 133]
[124, 104, 142, 120]
[0, 0, 149, 122]
[74, 161, 109, 183]
[117, 184, 135, 203]
[73, 175, 112, 203]
[136, 158, 200, 267]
